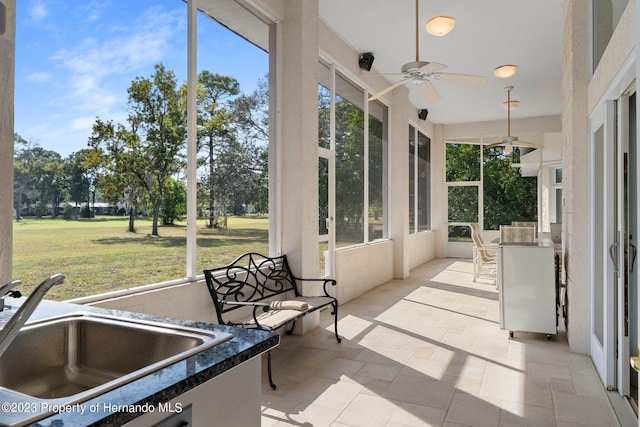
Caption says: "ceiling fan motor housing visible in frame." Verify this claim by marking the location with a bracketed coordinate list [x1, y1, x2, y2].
[401, 61, 431, 74]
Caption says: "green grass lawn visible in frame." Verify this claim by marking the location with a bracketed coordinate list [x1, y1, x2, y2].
[12, 215, 269, 301]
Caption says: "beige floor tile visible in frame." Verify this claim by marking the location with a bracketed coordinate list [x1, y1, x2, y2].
[500, 400, 556, 427]
[270, 403, 341, 427]
[382, 374, 455, 409]
[334, 393, 398, 427]
[260, 259, 623, 427]
[315, 357, 365, 381]
[388, 400, 447, 426]
[444, 392, 501, 427]
[553, 392, 619, 426]
[354, 361, 401, 382]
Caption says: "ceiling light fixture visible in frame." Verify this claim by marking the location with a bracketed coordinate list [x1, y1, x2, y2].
[502, 100, 521, 110]
[494, 64, 518, 78]
[426, 15, 456, 36]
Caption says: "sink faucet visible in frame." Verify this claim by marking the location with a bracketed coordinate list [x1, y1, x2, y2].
[0, 274, 65, 358]
[0, 280, 22, 312]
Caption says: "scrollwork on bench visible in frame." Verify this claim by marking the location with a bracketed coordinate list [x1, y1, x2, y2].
[203, 252, 341, 390]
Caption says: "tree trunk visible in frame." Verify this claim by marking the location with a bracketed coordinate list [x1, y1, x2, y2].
[15, 191, 23, 222]
[208, 141, 215, 228]
[128, 202, 136, 232]
[151, 199, 161, 236]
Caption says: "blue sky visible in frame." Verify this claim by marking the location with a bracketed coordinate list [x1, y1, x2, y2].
[15, 0, 268, 157]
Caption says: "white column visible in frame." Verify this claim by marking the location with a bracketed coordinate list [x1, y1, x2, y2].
[186, 0, 197, 279]
[389, 86, 410, 279]
[0, 0, 15, 284]
[276, 0, 319, 277]
[562, 0, 590, 353]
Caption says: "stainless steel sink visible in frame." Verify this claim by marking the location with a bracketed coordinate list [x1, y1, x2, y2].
[0, 312, 232, 401]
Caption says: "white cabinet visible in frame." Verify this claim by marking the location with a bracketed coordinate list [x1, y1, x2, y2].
[498, 243, 557, 338]
[123, 357, 261, 427]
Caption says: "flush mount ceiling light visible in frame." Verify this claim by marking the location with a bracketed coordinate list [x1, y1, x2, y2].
[426, 15, 456, 36]
[494, 64, 518, 78]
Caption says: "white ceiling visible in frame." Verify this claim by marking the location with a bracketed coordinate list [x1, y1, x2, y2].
[318, 0, 563, 125]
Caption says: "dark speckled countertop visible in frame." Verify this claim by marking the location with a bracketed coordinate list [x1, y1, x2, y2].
[0, 298, 279, 427]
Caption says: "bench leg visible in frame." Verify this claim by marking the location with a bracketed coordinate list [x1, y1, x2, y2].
[286, 320, 296, 335]
[332, 302, 341, 343]
[267, 350, 277, 390]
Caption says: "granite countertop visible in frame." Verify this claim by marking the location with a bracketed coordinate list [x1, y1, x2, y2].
[0, 299, 279, 427]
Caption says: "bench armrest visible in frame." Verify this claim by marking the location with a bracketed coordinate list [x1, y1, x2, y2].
[221, 300, 270, 328]
[293, 277, 337, 298]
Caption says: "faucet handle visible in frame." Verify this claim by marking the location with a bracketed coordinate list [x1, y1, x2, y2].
[6, 290, 21, 298]
[0, 280, 22, 299]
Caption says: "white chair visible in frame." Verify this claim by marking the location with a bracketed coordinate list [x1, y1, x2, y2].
[469, 223, 498, 282]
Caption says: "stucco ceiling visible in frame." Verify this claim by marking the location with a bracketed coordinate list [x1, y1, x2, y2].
[318, 0, 563, 125]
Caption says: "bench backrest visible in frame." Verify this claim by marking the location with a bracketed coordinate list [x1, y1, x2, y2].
[203, 252, 300, 324]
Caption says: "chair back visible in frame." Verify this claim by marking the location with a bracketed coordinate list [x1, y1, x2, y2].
[469, 223, 483, 246]
[469, 223, 495, 263]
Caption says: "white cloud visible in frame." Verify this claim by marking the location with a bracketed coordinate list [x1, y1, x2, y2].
[29, 0, 49, 22]
[25, 71, 52, 83]
[49, 4, 185, 120]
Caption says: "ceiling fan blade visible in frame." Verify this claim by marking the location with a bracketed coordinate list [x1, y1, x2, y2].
[483, 141, 506, 149]
[364, 72, 407, 77]
[419, 62, 448, 73]
[368, 79, 409, 102]
[514, 140, 545, 150]
[417, 81, 441, 104]
[435, 72, 487, 85]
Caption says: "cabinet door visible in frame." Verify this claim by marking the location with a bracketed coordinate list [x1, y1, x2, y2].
[500, 246, 556, 334]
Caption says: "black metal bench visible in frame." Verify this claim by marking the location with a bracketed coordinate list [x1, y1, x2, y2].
[203, 252, 341, 389]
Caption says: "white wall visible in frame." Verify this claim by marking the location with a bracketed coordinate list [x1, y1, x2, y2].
[334, 241, 394, 304]
[88, 280, 218, 324]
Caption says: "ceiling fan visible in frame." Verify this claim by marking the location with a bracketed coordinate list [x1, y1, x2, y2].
[483, 86, 545, 152]
[367, 0, 486, 104]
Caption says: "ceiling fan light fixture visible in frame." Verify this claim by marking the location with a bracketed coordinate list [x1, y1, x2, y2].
[426, 15, 455, 36]
[504, 143, 514, 153]
[494, 64, 518, 78]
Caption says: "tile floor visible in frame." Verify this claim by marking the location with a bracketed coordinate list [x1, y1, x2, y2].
[260, 258, 625, 427]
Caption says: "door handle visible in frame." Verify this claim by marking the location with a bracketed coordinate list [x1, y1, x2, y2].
[609, 240, 619, 276]
[630, 242, 637, 273]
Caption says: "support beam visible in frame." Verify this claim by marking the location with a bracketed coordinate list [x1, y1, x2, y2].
[186, 0, 198, 279]
[0, 0, 15, 284]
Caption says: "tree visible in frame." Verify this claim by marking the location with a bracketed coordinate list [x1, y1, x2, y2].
[334, 101, 365, 241]
[208, 134, 260, 225]
[14, 134, 65, 219]
[231, 76, 269, 214]
[128, 64, 186, 235]
[13, 133, 35, 221]
[90, 64, 186, 235]
[193, 71, 240, 228]
[231, 76, 269, 144]
[445, 143, 537, 239]
[483, 147, 537, 230]
[160, 178, 186, 225]
[88, 119, 146, 232]
[65, 149, 94, 219]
